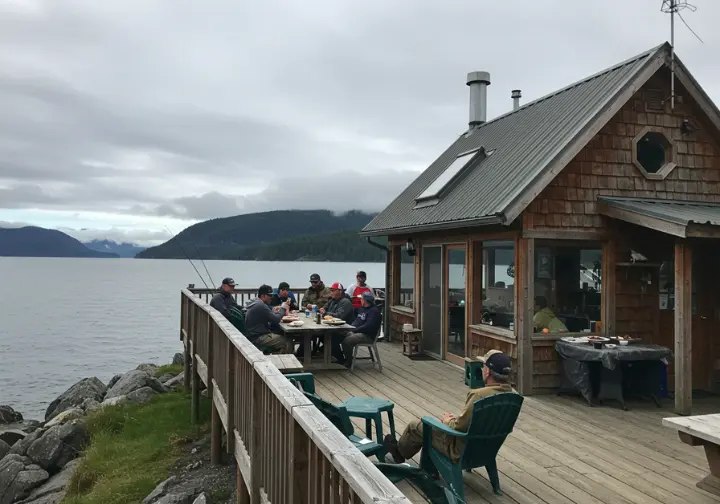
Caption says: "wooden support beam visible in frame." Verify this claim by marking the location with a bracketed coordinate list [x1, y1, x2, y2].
[602, 239, 616, 337]
[190, 313, 200, 424]
[237, 466, 250, 504]
[516, 237, 534, 395]
[226, 346, 236, 456]
[674, 241, 693, 415]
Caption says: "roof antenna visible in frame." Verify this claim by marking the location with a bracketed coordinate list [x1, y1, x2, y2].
[661, 1, 702, 110]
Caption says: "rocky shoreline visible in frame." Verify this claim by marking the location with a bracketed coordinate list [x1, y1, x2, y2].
[0, 353, 216, 504]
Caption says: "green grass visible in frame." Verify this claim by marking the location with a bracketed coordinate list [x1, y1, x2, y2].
[64, 392, 210, 504]
[155, 364, 184, 377]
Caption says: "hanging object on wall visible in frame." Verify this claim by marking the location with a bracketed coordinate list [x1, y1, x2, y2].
[630, 249, 648, 263]
[506, 264, 514, 278]
[405, 238, 416, 257]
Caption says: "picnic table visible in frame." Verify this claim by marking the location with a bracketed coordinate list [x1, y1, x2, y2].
[265, 354, 303, 373]
[663, 414, 720, 496]
[280, 315, 353, 370]
[555, 340, 672, 409]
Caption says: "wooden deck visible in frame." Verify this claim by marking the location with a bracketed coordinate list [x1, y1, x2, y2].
[314, 341, 720, 504]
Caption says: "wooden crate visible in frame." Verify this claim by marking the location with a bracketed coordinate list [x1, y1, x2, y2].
[402, 328, 423, 358]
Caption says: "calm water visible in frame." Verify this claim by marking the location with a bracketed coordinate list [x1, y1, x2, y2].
[0, 257, 384, 419]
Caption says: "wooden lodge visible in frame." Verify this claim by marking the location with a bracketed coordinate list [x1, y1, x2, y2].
[362, 42, 720, 415]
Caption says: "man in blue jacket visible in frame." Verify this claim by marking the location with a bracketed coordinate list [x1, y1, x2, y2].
[341, 291, 382, 368]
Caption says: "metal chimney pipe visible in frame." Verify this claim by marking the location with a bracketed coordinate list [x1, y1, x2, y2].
[511, 89, 522, 111]
[466, 71, 491, 128]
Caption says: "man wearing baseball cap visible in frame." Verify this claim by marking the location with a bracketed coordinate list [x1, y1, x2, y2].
[383, 350, 517, 464]
[303, 273, 331, 310]
[339, 291, 382, 368]
[210, 277, 238, 318]
[320, 282, 356, 363]
[244, 284, 294, 353]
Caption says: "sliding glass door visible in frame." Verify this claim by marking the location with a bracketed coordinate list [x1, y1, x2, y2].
[446, 246, 467, 363]
[422, 246, 443, 357]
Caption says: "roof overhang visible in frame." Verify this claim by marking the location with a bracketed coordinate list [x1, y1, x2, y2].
[598, 197, 720, 238]
[359, 214, 505, 237]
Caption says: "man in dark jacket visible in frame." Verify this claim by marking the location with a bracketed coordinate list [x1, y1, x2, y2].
[270, 282, 298, 311]
[320, 282, 355, 323]
[303, 273, 331, 309]
[341, 292, 382, 368]
[245, 285, 294, 353]
[210, 277, 238, 317]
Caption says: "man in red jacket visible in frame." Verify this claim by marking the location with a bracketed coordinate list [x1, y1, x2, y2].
[345, 271, 372, 310]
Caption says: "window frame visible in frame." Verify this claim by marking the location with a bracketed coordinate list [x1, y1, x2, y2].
[631, 126, 677, 180]
[477, 239, 516, 333]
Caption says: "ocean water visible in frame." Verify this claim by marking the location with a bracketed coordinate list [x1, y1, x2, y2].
[0, 257, 384, 419]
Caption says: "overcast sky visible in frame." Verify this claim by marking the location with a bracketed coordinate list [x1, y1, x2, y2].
[1, 0, 718, 245]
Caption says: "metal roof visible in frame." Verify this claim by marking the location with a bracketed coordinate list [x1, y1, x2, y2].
[598, 197, 720, 227]
[362, 44, 669, 236]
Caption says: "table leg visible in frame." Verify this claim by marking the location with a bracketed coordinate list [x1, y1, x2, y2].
[597, 366, 627, 410]
[324, 333, 332, 366]
[365, 419, 372, 438]
[373, 413, 386, 463]
[388, 410, 397, 440]
[303, 334, 312, 369]
[699, 444, 720, 496]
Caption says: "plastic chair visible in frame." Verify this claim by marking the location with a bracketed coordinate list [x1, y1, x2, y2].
[420, 392, 524, 501]
[350, 326, 383, 372]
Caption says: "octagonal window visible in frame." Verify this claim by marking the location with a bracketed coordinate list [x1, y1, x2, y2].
[632, 127, 676, 180]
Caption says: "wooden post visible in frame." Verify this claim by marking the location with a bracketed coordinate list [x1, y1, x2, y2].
[675, 241, 693, 415]
[208, 320, 222, 465]
[184, 295, 192, 394]
[237, 466, 250, 504]
[516, 237, 534, 395]
[191, 310, 200, 424]
[226, 346, 236, 456]
[249, 372, 262, 504]
[290, 419, 309, 504]
[602, 239, 616, 337]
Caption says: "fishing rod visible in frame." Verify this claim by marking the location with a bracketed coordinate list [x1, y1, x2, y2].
[191, 242, 216, 289]
[164, 226, 212, 290]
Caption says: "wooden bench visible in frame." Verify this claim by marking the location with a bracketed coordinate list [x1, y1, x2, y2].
[266, 354, 303, 373]
[663, 413, 720, 496]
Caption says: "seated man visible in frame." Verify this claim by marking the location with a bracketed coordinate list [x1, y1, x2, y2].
[304, 273, 331, 310]
[271, 281, 299, 311]
[340, 292, 381, 368]
[320, 282, 356, 363]
[244, 284, 294, 354]
[346, 271, 373, 310]
[209, 277, 239, 317]
[384, 350, 516, 463]
[533, 296, 568, 333]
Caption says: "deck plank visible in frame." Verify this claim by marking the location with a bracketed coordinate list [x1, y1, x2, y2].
[311, 342, 720, 504]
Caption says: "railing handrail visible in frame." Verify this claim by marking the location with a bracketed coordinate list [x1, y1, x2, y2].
[180, 288, 410, 503]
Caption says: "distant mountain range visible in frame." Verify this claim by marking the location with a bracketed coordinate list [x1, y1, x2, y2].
[0, 227, 119, 258]
[137, 210, 381, 261]
[83, 239, 146, 258]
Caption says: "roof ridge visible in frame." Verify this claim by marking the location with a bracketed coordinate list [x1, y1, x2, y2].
[469, 42, 668, 132]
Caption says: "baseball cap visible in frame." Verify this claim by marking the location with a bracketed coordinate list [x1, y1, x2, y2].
[356, 270, 367, 278]
[330, 282, 344, 290]
[257, 284, 273, 296]
[222, 277, 236, 287]
[478, 350, 512, 377]
[359, 291, 375, 302]
[278, 282, 290, 291]
[310, 273, 321, 282]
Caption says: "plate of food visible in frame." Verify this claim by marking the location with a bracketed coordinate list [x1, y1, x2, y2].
[322, 318, 346, 326]
[587, 336, 609, 343]
[288, 320, 304, 327]
[282, 315, 300, 323]
[561, 336, 589, 344]
[616, 335, 640, 345]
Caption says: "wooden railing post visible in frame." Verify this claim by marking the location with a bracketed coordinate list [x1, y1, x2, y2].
[290, 421, 309, 504]
[183, 295, 191, 394]
[226, 345, 236, 456]
[249, 371, 261, 504]
[191, 307, 200, 424]
[208, 318, 222, 465]
[237, 466, 250, 504]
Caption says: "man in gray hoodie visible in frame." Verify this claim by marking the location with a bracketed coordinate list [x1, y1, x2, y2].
[244, 284, 294, 353]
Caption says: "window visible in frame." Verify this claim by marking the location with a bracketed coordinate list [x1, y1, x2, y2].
[394, 246, 415, 308]
[416, 149, 483, 201]
[632, 127, 676, 179]
[534, 245, 602, 334]
[447, 247, 466, 356]
[658, 259, 697, 314]
[480, 241, 515, 329]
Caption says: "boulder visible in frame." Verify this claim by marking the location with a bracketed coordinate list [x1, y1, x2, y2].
[172, 353, 184, 366]
[191, 493, 207, 504]
[157, 373, 176, 384]
[137, 364, 159, 376]
[26, 421, 87, 472]
[164, 374, 184, 390]
[105, 370, 165, 400]
[44, 378, 107, 421]
[142, 476, 176, 504]
[80, 398, 100, 414]
[107, 374, 123, 389]
[126, 387, 157, 405]
[0, 439, 9, 460]
[0, 406, 23, 425]
[101, 396, 127, 407]
[154, 492, 197, 504]
[0, 429, 25, 446]
[10, 431, 41, 457]
[0, 454, 49, 504]
[44, 408, 83, 429]
[26, 428, 64, 471]
[16, 458, 81, 504]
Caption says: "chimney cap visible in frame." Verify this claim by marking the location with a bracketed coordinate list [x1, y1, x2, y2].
[467, 71, 491, 86]
[511, 89, 522, 98]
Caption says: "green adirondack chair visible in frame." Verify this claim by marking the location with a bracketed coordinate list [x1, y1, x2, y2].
[227, 306, 247, 335]
[285, 373, 320, 399]
[419, 392, 524, 501]
[302, 391, 386, 460]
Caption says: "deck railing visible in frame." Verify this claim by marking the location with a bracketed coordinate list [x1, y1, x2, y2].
[180, 288, 410, 503]
[188, 286, 387, 309]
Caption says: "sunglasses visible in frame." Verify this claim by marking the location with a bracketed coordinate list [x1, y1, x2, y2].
[310, 280, 319, 284]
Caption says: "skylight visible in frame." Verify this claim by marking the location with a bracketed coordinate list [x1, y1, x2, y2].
[416, 149, 483, 201]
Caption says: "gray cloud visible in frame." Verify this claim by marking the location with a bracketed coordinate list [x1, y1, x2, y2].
[1, 0, 719, 233]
